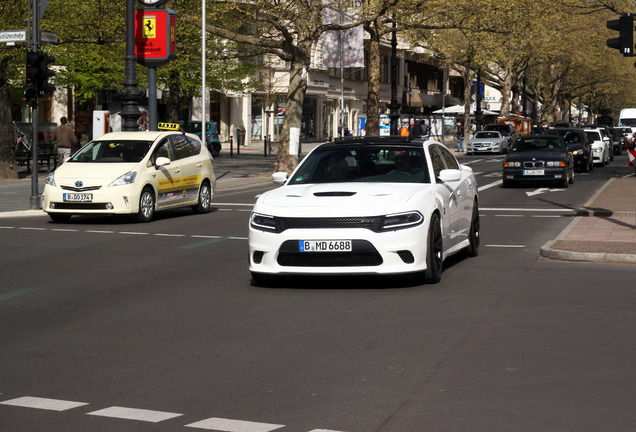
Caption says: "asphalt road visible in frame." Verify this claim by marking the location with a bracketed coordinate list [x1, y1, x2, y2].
[1, 154, 635, 432]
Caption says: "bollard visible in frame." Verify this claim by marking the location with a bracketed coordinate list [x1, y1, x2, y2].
[230, 136, 233, 157]
[236, 133, 240, 155]
[264, 136, 268, 157]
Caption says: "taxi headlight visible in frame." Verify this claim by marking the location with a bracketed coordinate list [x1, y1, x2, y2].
[109, 172, 137, 187]
[45, 172, 55, 187]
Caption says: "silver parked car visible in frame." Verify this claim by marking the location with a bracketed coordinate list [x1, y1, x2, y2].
[467, 131, 507, 155]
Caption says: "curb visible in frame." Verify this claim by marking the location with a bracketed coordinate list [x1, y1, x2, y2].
[540, 240, 636, 264]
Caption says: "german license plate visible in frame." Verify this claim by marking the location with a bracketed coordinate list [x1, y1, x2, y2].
[523, 169, 544, 176]
[63, 193, 93, 202]
[299, 240, 352, 252]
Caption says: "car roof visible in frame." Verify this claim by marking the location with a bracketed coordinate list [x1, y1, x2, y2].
[326, 136, 424, 148]
[520, 134, 564, 141]
[94, 130, 197, 141]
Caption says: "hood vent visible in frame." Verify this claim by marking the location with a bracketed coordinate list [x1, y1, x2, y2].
[313, 191, 357, 197]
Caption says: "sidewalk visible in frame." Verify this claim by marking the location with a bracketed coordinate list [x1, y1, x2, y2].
[540, 176, 636, 264]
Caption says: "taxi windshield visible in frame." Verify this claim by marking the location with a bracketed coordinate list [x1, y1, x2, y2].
[69, 140, 153, 163]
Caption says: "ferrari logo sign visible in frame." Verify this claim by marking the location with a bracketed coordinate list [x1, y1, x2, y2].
[135, 8, 176, 67]
[142, 17, 156, 39]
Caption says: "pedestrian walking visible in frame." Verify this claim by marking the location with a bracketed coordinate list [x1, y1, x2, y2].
[456, 121, 464, 152]
[51, 116, 76, 165]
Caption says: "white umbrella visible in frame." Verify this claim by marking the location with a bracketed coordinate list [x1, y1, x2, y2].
[433, 104, 497, 115]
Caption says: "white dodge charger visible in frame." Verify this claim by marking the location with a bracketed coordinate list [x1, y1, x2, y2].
[248, 137, 479, 285]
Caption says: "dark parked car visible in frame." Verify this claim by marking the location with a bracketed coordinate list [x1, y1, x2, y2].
[503, 135, 574, 188]
[607, 127, 624, 155]
[483, 123, 519, 152]
[546, 128, 593, 172]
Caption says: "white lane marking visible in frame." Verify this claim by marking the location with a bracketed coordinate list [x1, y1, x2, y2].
[191, 235, 224, 239]
[87, 406, 183, 423]
[0, 226, 15, 229]
[213, 203, 254, 207]
[486, 244, 526, 248]
[18, 227, 46, 231]
[228, 236, 248, 240]
[477, 180, 502, 191]
[153, 233, 185, 237]
[309, 430, 348, 432]
[86, 230, 115, 234]
[219, 208, 233, 211]
[51, 228, 79, 232]
[494, 214, 524, 217]
[0, 396, 88, 411]
[532, 215, 562, 218]
[185, 417, 284, 431]
[119, 231, 150, 235]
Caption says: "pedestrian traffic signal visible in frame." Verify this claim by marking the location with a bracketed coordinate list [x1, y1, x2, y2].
[607, 13, 634, 57]
[22, 50, 56, 102]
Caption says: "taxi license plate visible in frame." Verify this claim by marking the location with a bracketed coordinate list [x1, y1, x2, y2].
[523, 169, 544, 176]
[299, 240, 352, 252]
[63, 193, 93, 202]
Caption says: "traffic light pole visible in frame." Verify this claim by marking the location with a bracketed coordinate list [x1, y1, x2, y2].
[30, 0, 40, 210]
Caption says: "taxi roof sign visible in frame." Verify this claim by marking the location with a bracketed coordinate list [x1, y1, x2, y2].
[158, 122, 180, 130]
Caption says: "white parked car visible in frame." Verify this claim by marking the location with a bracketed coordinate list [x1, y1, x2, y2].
[248, 137, 480, 285]
[467, 130, 507, 154]
[584, 129, 611, 166]
[42, 129, 216, 222]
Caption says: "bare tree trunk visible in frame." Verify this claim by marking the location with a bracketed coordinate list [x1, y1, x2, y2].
[274, 58, 307, 173]
[462, 68, 473, 142]
[0, 57, 18, 179]
[365, 21, 381, 136]
[499, 64, 513, 117]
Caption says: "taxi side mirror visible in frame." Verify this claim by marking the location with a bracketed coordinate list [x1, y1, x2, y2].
[155, 156, 171, 168]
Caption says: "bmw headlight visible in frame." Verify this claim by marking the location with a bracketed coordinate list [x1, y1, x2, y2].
[381, 211, 423, 230]
[109, 172, 137, 187]
[504, 161, 521, 167]
[45, 172, 55, 187]
[546, 161, 565, 167]
[250, 213, 279, 232]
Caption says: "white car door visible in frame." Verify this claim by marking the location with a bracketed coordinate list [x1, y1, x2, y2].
[437, 145, 472, 238]
[429, 145, 464, 250]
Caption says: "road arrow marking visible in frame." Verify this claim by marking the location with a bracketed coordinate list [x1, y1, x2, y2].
[526, 188, 566, 197]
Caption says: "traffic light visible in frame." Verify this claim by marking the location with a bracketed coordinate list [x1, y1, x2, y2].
[38, 52, 56, 95]
[23, 51, 41, 102]
[22, 50, 56, 102]
[607, 13, 634, 57]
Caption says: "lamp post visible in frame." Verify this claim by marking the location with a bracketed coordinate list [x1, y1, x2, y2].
[118, 0, 146, 131]
[408, 85, 413, 130]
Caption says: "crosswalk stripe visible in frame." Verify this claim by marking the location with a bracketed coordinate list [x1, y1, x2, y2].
[87, 406, 183, 423]
[185, 417, 285, 431]
[0, 396, 88, 411]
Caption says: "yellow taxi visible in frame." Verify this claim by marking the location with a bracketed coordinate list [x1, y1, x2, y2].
[42, 125, 216, 223]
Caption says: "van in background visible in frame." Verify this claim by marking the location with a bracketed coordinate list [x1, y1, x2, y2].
[618, 108, 636, 134]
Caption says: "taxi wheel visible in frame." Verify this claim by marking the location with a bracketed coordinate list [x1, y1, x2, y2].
[193, 181, 212, 214]
[138, 187, 155, 223]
